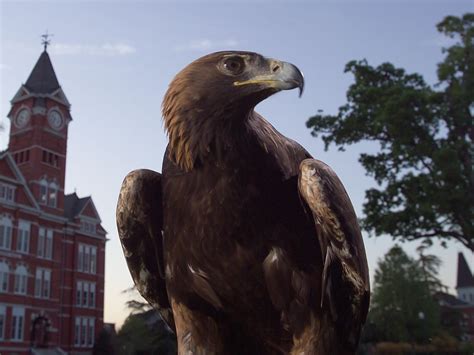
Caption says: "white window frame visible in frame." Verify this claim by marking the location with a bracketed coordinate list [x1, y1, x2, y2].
[48, 182, 58, 208]
[16, 220, 30, 254]
[89, 283, 96, 308]
[39, 179, 48, 205]
[78, 244, 97, 274]
[82, 282, 89, 307]
[91, 247, 97, 274]
[37, 227, 53, 259]
[75, 316, 95, 348]
[81, 220, 96, 234]
[74, 317, 81, 346]
[76, 281, 96, 308]
[0, 183, 15, 202]
[37, 227, 45, 257]
[0, 305, 5, 340]
[78, 245, 84, 272]
[84, 248, 90, 273]
[88, 318, 95, 346]
[35, 269, 41, 297]
[45, 229, 53, 259]
[14, 265, 28, 295]
[0, 262, 9, 293]
[11, 307, 25, 341]
[76, 281, 82, 306]
[35, 268, 51, 299]
[43, 269, 51, 298]
[0, 216, 13, 250]
[81, 317, 87, 346]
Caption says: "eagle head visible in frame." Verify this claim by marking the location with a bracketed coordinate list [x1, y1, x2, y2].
[162, 51, 304, 171]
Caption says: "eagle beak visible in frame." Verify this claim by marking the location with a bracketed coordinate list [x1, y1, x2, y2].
[234, 60, 305, 97]
[270, 60, 305, 97]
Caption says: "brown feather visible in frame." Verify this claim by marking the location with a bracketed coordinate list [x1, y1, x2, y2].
[130, 51, 372, 354]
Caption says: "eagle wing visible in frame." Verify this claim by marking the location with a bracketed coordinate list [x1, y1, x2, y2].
[298, 159, 370, 350]
[116, 169, 175, 331]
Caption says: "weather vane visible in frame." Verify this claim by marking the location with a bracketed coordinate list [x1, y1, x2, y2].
[41, 30, 53, 51]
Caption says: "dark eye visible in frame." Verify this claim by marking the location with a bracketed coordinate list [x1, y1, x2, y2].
[223, 56, 245, 75]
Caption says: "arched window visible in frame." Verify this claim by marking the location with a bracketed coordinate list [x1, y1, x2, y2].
[39, 179, 48, 205]
[14, 265, 28, 295]
[48, 182, 58, 208]
[0, 262, 9, 293]
[0, 216, 12, 250]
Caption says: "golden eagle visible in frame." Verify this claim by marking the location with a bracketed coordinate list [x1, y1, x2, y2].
[117, 51, 370, 355]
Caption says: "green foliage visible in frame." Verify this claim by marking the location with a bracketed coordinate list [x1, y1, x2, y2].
[117, 316, 153, 354]
[306, 13, 473, 250]
[416, 244, 446, 293]
[368, 245, 440, 343]
[117, 312, 176, 355]
[93, 328, 118, 355]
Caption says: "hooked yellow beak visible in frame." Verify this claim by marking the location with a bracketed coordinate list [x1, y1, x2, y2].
[234, 59, 305, 97]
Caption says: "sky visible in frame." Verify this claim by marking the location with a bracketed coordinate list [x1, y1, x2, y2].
[0, 0, 472, 328]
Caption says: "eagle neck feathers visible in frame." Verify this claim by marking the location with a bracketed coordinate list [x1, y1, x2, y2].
[163, 91, 254, 172]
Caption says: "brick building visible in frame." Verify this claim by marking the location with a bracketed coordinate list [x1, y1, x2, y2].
[436, 252, 474, 342]
[455, 252, 474, 341]
[0, 47, 106, 354]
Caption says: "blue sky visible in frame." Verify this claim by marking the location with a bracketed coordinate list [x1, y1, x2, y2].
[1, 0, 472, 327]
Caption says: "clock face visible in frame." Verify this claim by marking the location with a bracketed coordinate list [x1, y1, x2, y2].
[15, 108, 30, 128]
[48, 110, 63, 130]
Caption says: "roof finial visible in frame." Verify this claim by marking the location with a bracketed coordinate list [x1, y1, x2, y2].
[41, 30, 54, 51]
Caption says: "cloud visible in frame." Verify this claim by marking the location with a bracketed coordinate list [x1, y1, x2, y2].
[0, 64, 11, 71]
[49, 42, 136, 56]
[174, 39, 239, 52]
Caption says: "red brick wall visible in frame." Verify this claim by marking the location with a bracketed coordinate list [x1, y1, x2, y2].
[1, 98, 105, 354]
[0, 202, 106, 353]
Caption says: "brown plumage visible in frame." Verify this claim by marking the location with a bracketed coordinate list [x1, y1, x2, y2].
[117, 51, 370, 354]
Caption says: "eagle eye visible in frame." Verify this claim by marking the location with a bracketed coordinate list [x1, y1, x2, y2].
[222, 56, 245, 75]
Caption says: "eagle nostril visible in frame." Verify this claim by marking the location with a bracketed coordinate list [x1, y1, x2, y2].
[271, 64, 280, 73]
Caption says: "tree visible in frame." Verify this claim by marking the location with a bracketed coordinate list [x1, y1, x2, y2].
[117, 286, 177, 355]
[306, 14, 473, 250]
[368, 245, 440, 343]
[93, 327, 118, 355]
[122, 285, 152, 313]
[117, 315, 154, 355]
[117, 312, 176, 355]
[415, 244, 447, 293]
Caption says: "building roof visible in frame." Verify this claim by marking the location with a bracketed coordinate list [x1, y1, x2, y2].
[64, 192, 91, 220]
[435, 291, 471, 307]
[24, 50, 61, 94]
[457, 252, 474, 288]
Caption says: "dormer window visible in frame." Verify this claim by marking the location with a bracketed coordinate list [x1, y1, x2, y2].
[81, 220, 96, 235]
[0, 183, 15, 202]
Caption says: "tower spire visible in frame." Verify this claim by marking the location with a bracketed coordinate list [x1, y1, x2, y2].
[41, 30, 53, 51]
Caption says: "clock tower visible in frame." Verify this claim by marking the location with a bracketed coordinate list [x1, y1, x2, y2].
[0, 40, 106, 354]
[7, 47, 72, 215]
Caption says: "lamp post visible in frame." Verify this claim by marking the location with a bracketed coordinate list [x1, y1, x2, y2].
[410, 311, 425, 354]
